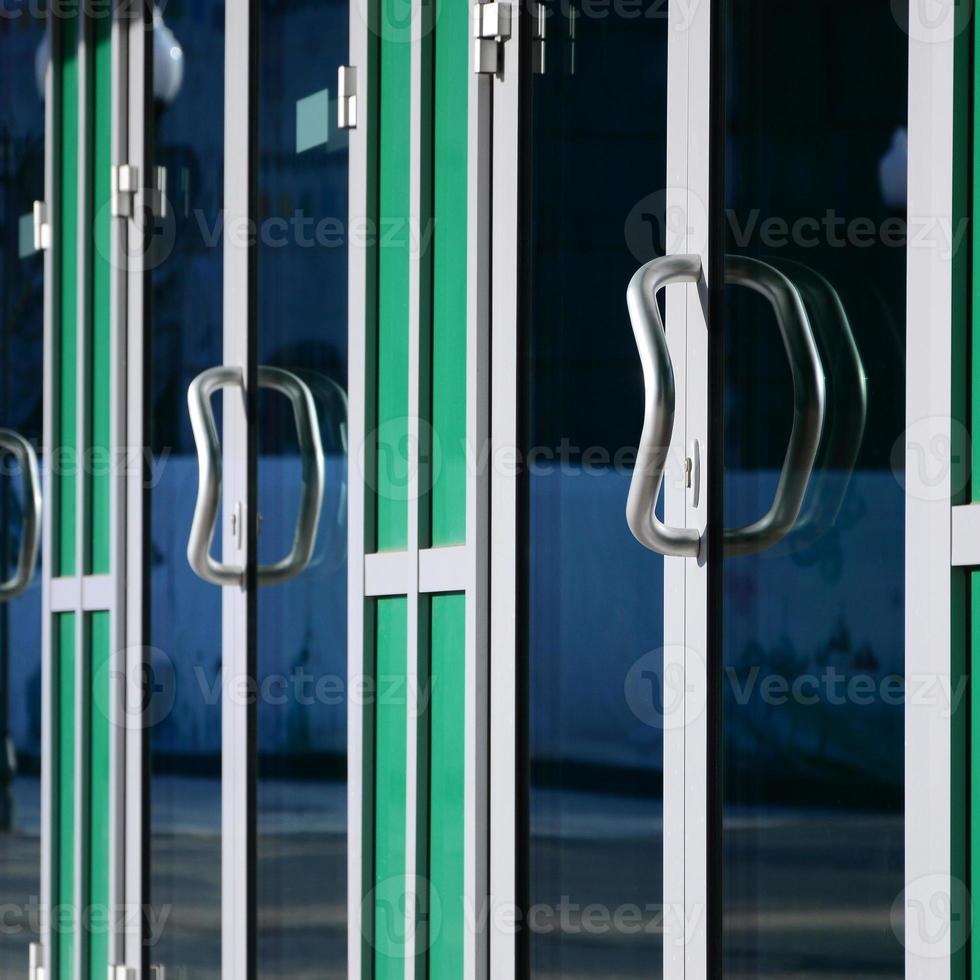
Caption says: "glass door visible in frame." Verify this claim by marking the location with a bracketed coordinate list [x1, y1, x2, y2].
[517, 7, 671, 979]
[715, 3, 910, 976]
[138, 1, 351, 977]
[490, 0, 960, 978]
[0, 9, 46, 976]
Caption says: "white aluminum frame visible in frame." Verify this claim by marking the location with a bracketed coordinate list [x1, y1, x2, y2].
[486, 1, 965, 979]
[222, 1, 256, 976]
[40, 6, 57, 975]
[905, 10, 960, 980]
[122, 0, 150, 974]
[485, 2, 709, 976]
[39, 3, 135, 975]
[347, 1, 493, 977]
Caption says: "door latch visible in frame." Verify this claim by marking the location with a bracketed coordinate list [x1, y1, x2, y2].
[473, 1, 511, 74]
[111, 163, 139, 218]
[29, 943, 45, 980]
[338, 65, 357, 129]
[32, 201, 51, 251]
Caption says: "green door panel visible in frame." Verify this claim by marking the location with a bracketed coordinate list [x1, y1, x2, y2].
[376, 0, 413, 552]
[373, 597, 409, 978]
[54, 614, 75, 980]
[429, 0, 468, 547]
[427, 594, 466, 979]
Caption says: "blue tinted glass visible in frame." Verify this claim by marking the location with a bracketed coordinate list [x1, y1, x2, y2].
[522, 7, 669, 977]
[149, 3, 225, 975]
[0, 11, 46, 975]
[256, 0, 349, 974]
[720, 3, 908, 975]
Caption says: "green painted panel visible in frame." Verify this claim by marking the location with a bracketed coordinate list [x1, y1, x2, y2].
[375, 0, 412, 551]
[57, 9, 79, 577]
[55, 613, 76, 980]
[88, 612, 110, 979]
[430, 0, 468, 547]
[88, 16, 112, 574]
[428, 594, 466, 979]
[374, 597, 408, 978]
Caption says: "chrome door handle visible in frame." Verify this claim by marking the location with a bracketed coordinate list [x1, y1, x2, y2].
[0, 430, 40, 601]
[187, 365, 246, 586]
[626, 254, 825, 559]
[625, 254, 703, 559]
[187, 366, 326, 587]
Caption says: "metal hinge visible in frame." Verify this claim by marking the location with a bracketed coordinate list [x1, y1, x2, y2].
[112, 164, 168, 220]
[338, 65, 357, 129]
[111, 163, 139, 218]
[32, 201, 51, 251]
[108, 967, 136, 980]
[473, 1, 511, 74]
[150, 964, 166, 980]
[29, 943, 46, 980]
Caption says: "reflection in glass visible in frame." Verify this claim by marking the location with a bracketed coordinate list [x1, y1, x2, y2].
[0, 12, 46, 976]
[522, 6, 668, 978]
[720, 2, 908, 976]
[255, 0, 349, 975]
[148, 4, 224, 976]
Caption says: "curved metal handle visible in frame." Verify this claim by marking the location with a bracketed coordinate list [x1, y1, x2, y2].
[625, 254, 703, 558]
[255, 366, 326, 587]
[625, 254, 826, 559]
[186, 365, 326, 588]
[721, 255, 825, 556]
[0, 430, 40, 601]
[187, 365, 246, 587]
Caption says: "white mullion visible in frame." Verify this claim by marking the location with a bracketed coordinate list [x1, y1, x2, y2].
[680, 0, 712, 974]
[487, 7, 522, 978]
[905, 12, 957, 980]
[73, 11, 92, 979]
[346, 0, 371, 972]
[222, 1, 255, 976]
[662, 1, 690, 972]
[40, 5, 58, 970]
[464, 36, 492, 980]
[107, 2, 129, 968]
[122, 6, 149, 971]
[404, 0, 425, 970]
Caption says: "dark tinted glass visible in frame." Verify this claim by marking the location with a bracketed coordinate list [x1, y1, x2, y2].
[521, 5, 669, 977]
[719, 2, 908, 975]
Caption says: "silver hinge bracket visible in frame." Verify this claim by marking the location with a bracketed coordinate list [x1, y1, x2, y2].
[111, 163, 139, 218]
[32, 201, 51, 251]
[29, 943, 46, 980]
[473, 1, 512, 74]
[338, 65, 357, 129]
[108, 967, 136, 980]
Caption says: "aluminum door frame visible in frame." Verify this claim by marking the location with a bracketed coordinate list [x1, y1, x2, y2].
[486, 0, 967, 978]
[346, 0, 493, 977]
[39, 3, 133, 977]
[484, 0, 710, 977]
[121, 2, 258, 977]
[905, 8, 964, 980]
